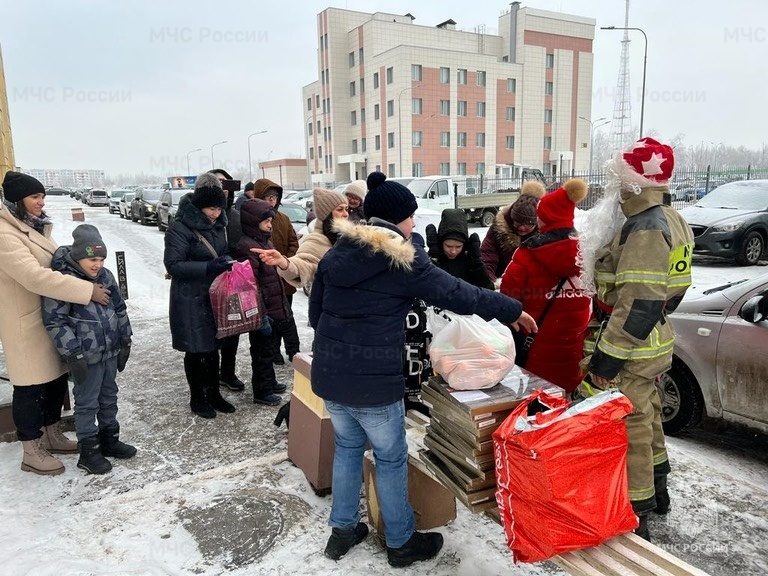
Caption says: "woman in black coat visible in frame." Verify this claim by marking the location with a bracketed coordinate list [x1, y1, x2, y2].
[163, 174, 236, 418]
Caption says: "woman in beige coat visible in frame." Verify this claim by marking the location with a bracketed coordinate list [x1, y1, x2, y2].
[0, 172, 110, 475]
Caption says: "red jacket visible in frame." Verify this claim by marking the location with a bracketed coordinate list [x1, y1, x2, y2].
[500, 229, 591, 392]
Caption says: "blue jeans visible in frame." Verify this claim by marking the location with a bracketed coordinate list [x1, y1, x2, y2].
[325, 399, 414, 548]
[73, 356, 119, 441]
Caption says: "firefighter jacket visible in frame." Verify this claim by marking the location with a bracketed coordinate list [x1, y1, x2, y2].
[585, 186, 694, 380]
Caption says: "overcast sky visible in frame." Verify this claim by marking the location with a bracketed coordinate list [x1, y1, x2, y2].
[1, 0, 766, 177]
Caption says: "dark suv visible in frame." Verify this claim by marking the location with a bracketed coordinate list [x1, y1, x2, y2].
[130, 187, 164, 225]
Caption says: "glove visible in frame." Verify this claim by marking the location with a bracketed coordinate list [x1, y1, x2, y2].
[67, 352, 88, 385]
[117, 339, 131, 372]
[260, 315, 273, 336]
[466, 233, 482, 260]
[425, 224, 440, 258]
[206, 255, 234, 276]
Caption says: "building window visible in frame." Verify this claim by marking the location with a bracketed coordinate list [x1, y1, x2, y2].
[360, 108, 366, 123]
[412, 98, 423, 114]
[546, 53, 554, 68]
[411, 64, 422, 81]
[352, 139, 358, 153]
[350, 81, 356, 97]
[412, 163, 423, 177]
[375, 164, 381, 172]
[544, 109, 553, 123]
[457, 163, 467, 176]
[360, 78, 365, 93]
[374, 104, 380, 120]
[439, 162, 450, 176]
[316, 120, 320, 133]
[476, 132, 486, 147]
[544, 136, 552, 149]
[457, 132, 467, 147]
[361, 138, 367, 152]
[316, 95, 320, 107]
[386, 67, 393, 84]
[476, 101, 486, 117]
[476, 70, 486, 86]
[375, 135, 381, 150]
[309, 147, 314, 159]
[457, 100, 467, 117]
[388, 163, 396, 177]
[506, 106, 516, 121]
[318, 145, 322, 157]
[307, 97, 312, 111]
[506, 136, 515, 149]
[476, 162, 485, 175]
[440, 67, 450, 83]
[412, 131, 422, 147]
[388, 132, 395, 149]
[351, 111, 357, 125]
[373, 72, 379, 89]
[439, 100, 450, 115]
[349, 52, 355, 67]
[440, 131, 450, 147]
[387, 100, 394, 117]
[507, 78, 516, 93]
[307, 123, 313, 136]
[457, 69, 467, 84]
[545, 81, 554, 96]
[359, 47, 364, 64]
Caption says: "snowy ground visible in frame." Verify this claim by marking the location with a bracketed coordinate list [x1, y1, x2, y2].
[0, 197, 766, 576]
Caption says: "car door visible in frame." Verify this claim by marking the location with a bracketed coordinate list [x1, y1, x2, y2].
[716, 284, 768, 427]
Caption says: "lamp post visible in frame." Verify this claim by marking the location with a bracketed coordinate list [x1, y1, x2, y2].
[247, 130, 268, 182]
[398, 84, 419, 177]
[601, 26, 648, 138]
[185, 148, 201, 175]
[579, 116, 610, 176]
[210, 140, 227, 169]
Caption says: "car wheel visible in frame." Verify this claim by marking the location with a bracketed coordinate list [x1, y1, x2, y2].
[140, 210, 148, 225]
[157, 216, 164, 231]
[657, 359, 704, 435]
[119, 211, 124, 219]
[736, 231, 764, 266]
[131, 210, 138, 222]
[481, 209, 496, 227]
[302, 281, 312, 297]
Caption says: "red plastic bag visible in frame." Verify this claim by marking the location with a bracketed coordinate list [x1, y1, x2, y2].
[209, 261, 263, 338]
[492, 389, 637, 563]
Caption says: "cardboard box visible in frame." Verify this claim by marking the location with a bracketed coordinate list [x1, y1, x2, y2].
[71, 208, 85, 221]
[364, 452, 457, 535]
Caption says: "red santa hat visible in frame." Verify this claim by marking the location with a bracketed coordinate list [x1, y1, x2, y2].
[606, 137, 675, 189]
[536, 178, 588, 233]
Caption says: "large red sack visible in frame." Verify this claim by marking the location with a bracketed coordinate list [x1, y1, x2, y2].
[492, 389, 637, 563]
[209, 261, 263, 338]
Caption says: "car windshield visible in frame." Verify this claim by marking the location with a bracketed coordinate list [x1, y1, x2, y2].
[122, 193, 135, 202]
[110, 190, 127, 198]
[281, 204, 307, 223]
[694, 181, 768, 211]
[405, 180, 432, 198]
[171, 191, 188, 204]
[141, 189, 164, 201]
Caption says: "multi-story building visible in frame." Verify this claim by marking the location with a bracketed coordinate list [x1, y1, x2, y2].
[257, 158, 310, 190]
[0, 44, 15, 180]
[302, 3, 595, 186]
[23, 168, 105, 188]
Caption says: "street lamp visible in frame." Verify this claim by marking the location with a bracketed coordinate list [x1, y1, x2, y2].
[398, 84, 419, 177]
[579, 116, 610, 176]
[210, 140, 227, 169]
[601, 26, 648, 138]
[185, 148, 201, 175]
[247, 130, 268, 182]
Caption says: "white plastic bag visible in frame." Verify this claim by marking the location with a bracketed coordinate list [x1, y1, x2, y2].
[428, 312, 516, 390]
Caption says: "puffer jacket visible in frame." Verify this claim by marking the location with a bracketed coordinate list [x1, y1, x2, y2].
[164, 194, 229, 353]
[309, 218, 525, 407]
[42, 248, 132, 364]
[585, 187, 694, 379]
[480, 205, 537, 283]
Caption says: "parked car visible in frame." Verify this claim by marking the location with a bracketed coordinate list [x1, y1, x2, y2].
[131, 187, 164, 225]
[46, 187, 69, 196]
[86, 189, 109, 207]
[279, 201, 309, 234]
[661, 273, 768, 435]
[118, 192, 135, 219]
[108, 189, 129, 214]
[285, 189, 314, 210]
[156, 189, 189, 231]
[679, 180, 768, 265]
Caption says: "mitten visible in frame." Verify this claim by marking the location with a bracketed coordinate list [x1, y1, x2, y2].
[67, 352, 88, 385]
[273, 401, 290, 428]
[206, 255, 234, 276]
[117, 339, 132, 372]
[425, 224, 440, 258]
[260, 316, 273, 336]
[467, 233, 482, 260]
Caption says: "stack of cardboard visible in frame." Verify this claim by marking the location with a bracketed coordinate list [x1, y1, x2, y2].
[420, 369, 558, 512]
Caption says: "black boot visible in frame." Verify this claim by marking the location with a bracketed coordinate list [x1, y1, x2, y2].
[185, 354, 215, 419]
[99, 424, 137, 459]
[274, 401, 291, 428]
[387, 531, 444, 568]
[202, 353, 236, 414]
[206, 385, 236, 413]
[653, 466, 670, 515]
[634, 514, 651, 541]
[324, 523, 369, 561]
[77, 437, 112, 475]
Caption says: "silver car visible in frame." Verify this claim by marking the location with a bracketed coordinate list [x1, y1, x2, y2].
[660, 274, 768, 435]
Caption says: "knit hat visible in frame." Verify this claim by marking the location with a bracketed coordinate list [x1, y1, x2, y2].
[344, 180, 367, 202]
[506, 180, 546, 228]
[313, 187, 347, 222]
[243, 181, 255, 195]
[2, 171, 46, 202]
[71, 224, 107, 260]
[536, 179, 588, 232]
[191, 172, 226, 210]
[363, 171, 418, 225]
[605, 137, 675, 189]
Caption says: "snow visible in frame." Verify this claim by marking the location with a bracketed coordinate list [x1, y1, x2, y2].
[0, 197, 766, 576]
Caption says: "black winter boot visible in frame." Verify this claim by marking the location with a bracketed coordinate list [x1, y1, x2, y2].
[653, 468, 671, 515]
[185, 355, 215, 419]
[634, 514, 651, 541]
[99, 425, 137, 459]
[387, 531, 444, 568]
[324, 523, 369, 560]
[202, 353, 235, 414]
[77, 437, 113, 475]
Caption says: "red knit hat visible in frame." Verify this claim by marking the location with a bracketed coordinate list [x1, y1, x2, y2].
[536, 179, 588, 233]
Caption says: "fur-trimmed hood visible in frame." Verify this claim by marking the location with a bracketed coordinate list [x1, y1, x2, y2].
[491, 205, 530, 253]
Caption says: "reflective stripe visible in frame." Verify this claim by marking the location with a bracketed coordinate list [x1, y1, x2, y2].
[629, 486, 656, 501]
[615, 270, 670, 285]
[653, 451, 669, 466]
[597, 330, 675, 361]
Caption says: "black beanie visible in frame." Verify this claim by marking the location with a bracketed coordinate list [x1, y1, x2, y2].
[2, 171, 46, 202]
[71, 224, 107, 260]
[363, 171, 418, 225]
[191, 173, 226, 210]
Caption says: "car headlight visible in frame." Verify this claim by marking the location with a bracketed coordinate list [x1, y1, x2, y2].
[146, 204, 156, 212]
[711, 221, 744, 232]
